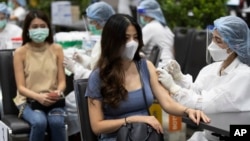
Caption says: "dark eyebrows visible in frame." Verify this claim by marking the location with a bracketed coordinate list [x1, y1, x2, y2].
[126, 33, 138, 36]
[212, 34, 222, 42]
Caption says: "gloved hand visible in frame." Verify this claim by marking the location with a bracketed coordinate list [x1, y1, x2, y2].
[73, 52, 85, 65]
[73, 51, 92, 68]
[163, 60, 184, 81]
[157, 68, 181, 94]
[63, 57, 76, 73]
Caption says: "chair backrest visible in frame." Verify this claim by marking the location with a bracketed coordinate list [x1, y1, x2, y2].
[173, 27, 195, 72]
[64, 74, 74, 95]
[148, 45, 162, 67]
[0, 49, 19, 118]
[184, 29, 208, 80]
[73, 79, 98, 141]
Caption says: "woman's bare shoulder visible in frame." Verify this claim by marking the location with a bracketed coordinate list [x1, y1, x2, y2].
[14, 45, 27, 57]
[50, 43, 63, 50]
[145, 59, 156, 72]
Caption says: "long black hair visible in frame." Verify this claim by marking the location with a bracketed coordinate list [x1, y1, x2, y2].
[96, 14, 144, 108]
[22, 10, 53, 45]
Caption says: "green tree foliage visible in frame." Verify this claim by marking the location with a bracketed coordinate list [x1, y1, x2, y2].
[158, 0, 228, 29]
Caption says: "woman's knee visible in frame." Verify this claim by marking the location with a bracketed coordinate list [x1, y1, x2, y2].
[48, 108, 66, 127]
[30, 111, 47, 129]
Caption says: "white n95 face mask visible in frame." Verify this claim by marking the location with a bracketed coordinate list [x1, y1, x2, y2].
[208, 41, 229, 61]
[122, 40, 139, 60]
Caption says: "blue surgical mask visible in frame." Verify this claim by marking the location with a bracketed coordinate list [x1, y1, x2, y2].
[88, 24, 102, 35]
[0, 19, 7, 29]
[29, 28, 49, 43]
[140, 16, 148, 26]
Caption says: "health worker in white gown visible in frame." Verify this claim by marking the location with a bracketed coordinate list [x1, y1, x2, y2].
[137, 0, 174, 67]
[157, 15, 250, 141]
[0, 2, 22, 50]
[63, 1, 115, 136]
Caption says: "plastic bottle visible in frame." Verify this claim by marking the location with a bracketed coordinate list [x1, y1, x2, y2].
[149, 100, 186, 141]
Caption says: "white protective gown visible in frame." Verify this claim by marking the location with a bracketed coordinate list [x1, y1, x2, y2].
[0, 23, 22, 49]
[172, 58, 250, 141]
[65, 40, 101, 135]
[142, 20, 174, 67]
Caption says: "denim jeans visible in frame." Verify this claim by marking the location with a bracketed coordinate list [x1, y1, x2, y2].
[21, 104, 66, 141]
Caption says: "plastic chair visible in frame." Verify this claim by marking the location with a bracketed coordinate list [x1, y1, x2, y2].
[73, 79, 98, 141]
[0, 49, 68, 141]
[148, 45, 162, 67]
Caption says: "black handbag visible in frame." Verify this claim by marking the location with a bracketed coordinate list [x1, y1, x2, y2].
[29, 98, 65, 112]
[116, 122, 164, 141]
[116, 60, 164, 141]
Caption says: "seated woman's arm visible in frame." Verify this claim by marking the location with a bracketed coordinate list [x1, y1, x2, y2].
[146, 60, 210, 124]
[54, 44, 66, 93]
[88, 98, 163, 135]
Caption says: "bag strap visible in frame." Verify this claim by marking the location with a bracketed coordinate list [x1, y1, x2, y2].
[135, 60, 151, 115]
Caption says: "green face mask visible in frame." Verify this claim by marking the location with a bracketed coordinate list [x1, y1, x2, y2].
[88, 24, 102, 35]
[29, 28, 49, 43]
[140, 16, 148, 26]
[8, 1, 14, 10]
[0, 19, 7, 29]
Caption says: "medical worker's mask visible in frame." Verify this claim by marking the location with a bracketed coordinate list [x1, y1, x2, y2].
[7, 1, 14, 10]
[88, 24, 102, 35]
[122, 40, 139, 60]
[29, 28, 49, 43]
[0, 19, 7, 29]
[139, 16, 148, 26]
[208, 41, 229, 61]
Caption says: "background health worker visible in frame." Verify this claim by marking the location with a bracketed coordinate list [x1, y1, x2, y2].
[0, 2, 22, 49]
[64, 1, 115, 136]
[157, 15, 250, 141]
[64, 1, 115, 78]
[137, 0, 174, 67]
[8, 0, 27, 25]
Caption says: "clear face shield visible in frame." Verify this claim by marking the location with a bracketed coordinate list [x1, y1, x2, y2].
[206, 25, 214, 64]
[81, 15, 97, 54]
[137, 8, 147, 27]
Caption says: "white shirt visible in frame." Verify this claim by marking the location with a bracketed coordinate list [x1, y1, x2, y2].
[0, 23, 22, 39]
[172, 58, 250, 141]
[142, 20, 174, 67]
[0, 23, 22, 49]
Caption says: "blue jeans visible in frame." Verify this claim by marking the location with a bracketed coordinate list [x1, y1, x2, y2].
[21, 104, 66, 141]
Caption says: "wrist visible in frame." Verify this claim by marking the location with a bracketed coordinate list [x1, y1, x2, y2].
[59, 91, 64, 97]
[124, 117, 129, 125]
[173, 72, 183, 80]
[169, 84, 181, 94]
[70, 64, 77, 73]
[183, 107, 190, 116]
